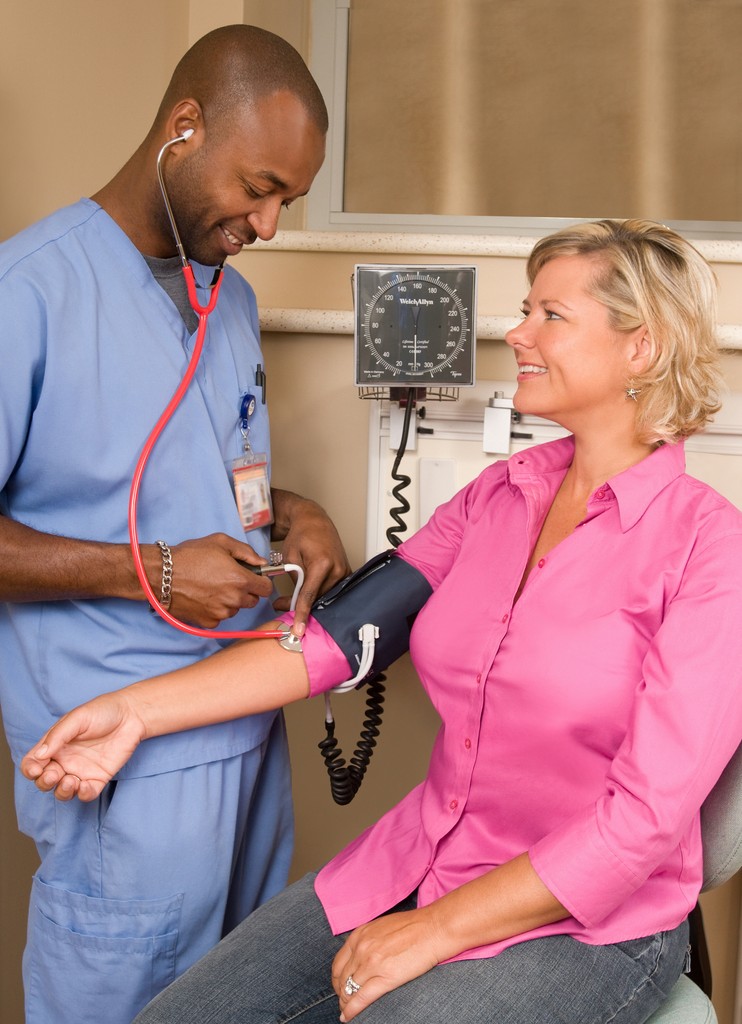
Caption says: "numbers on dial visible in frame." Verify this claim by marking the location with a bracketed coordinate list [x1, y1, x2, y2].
[356, 269, 475, 385]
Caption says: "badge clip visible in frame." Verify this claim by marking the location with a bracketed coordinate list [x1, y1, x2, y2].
[229, 392, 273, 531]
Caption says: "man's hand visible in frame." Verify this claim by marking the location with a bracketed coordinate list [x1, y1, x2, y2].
[271, 490, 351, 630]
[0, 501, 349, 632]
[151, 533, 274, 627]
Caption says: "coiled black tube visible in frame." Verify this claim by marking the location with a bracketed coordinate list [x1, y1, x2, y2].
[385, 390, 415, 549]
[321, 392, 414, 800]
[318, 674, 386, 804]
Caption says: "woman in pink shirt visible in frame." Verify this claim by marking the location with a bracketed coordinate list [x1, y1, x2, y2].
[23, 220, 742, 1024]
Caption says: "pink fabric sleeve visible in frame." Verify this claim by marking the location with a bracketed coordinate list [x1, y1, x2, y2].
[276, 613, 355, 697]
[277, 466, 506, 698]
[529, 532, 742, 926]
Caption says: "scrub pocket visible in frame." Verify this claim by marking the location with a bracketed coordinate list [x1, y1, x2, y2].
[25, 875, 183, 1024]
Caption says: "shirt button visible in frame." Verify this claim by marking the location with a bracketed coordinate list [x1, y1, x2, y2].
[501, 613, 509, 623]
[538, 558, 546, 568]
[595, 488, 606, 500]
[464, 738, 472, 749]
[476, 673, 481, 684]
[449, 799, 458, 811]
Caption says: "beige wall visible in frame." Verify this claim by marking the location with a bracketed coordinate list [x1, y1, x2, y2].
[1, 2, 741, 1023]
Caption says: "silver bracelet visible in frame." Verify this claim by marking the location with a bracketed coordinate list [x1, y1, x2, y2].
[154, 540, 173, 610]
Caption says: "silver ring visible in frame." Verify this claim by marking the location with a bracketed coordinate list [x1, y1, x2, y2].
[344, 975, 361, 997]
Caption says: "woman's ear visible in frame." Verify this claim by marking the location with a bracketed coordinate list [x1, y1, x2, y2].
[627, 326, 652, 377]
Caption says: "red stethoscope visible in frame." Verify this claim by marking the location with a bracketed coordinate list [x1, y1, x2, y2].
[126, 130, 296, 641]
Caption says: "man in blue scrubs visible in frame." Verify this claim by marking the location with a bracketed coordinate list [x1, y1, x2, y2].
[0, 25, 349, 1024]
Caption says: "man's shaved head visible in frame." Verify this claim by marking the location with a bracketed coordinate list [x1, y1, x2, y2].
[156, 24, 327, 139]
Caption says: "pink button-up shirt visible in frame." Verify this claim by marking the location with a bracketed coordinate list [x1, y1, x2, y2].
[298, 437, 742, 959]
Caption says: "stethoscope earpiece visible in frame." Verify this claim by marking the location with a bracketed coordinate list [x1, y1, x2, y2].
[155, 131, 199, 267]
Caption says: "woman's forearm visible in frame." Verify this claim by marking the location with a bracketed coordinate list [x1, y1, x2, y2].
[424, 852, 568, 958]
[332, 850, 571, 1021]
[21, 622, 310, 801]
[128, 623, 310, 739]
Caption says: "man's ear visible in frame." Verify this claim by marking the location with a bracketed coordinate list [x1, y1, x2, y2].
[164, 99, 204, 149]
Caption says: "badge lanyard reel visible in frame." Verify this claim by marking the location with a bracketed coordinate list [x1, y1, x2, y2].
[229, 393, 273, 532]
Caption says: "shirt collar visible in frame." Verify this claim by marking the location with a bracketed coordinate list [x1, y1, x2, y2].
[607, 441, 686, 531]
[506, 436, 574, 488]
[506, 436, 687, 533]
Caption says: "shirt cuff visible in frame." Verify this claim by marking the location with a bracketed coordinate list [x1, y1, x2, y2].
[528, 809, 642, 928]
[276, 613, 355, 697]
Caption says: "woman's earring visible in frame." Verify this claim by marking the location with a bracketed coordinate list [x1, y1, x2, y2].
[625, 384, 642, 401]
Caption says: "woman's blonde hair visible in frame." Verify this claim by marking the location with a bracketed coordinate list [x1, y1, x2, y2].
[527, 219, 721, 444]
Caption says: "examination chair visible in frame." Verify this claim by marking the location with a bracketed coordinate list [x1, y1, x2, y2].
[645, 740, 742, 1024]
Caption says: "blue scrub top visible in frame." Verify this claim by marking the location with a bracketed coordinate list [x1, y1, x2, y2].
[0, 199, 277, 777]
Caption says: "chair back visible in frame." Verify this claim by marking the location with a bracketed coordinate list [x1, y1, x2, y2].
[701, 740, 742, 891]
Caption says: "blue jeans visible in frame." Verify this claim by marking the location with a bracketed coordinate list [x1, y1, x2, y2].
[134, 873, 690, 1024]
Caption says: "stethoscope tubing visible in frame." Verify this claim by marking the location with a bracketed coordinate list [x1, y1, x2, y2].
[127, 136, 285, 639]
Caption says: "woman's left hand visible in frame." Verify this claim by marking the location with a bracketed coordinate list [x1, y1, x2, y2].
[331, 908, 444, 1022]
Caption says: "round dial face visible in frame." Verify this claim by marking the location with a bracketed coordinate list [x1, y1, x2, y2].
[355, 265, 476, 386]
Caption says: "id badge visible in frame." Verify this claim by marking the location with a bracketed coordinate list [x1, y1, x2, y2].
[232, 391, 274, 532]
[230, 452, 273, 531]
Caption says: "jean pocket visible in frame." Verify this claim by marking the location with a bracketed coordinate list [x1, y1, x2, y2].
[614, 932, 664, 965]
[25, 875, 184, 1024]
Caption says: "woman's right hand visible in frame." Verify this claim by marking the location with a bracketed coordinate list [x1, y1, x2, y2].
[20, 691, 147, 802]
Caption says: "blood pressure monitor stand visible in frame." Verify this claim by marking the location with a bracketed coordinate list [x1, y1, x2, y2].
[313, 267, 478, 804]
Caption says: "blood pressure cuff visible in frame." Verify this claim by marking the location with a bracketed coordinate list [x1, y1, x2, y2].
[310, 550, 433, 676]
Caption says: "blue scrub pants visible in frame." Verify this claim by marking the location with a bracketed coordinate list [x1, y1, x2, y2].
[17, 713, 294, 1024]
